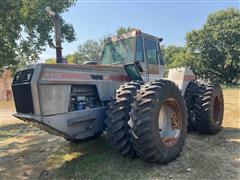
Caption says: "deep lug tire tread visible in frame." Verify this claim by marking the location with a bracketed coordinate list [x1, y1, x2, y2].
[184, 81, 200, 132]
[193, 83, 224, 134]
[105, 81, 141, 157]
[129, 79, 187, 164]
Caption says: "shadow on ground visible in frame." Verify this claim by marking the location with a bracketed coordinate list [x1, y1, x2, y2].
[0, 123, 239, 180]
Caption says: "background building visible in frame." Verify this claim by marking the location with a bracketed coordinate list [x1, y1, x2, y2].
[0, 67, 13, 101]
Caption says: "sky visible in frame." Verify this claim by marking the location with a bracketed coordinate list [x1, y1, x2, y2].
[39, 0, 240, 61]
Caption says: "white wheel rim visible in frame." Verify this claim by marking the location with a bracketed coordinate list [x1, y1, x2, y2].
[158, 98, 182, 147]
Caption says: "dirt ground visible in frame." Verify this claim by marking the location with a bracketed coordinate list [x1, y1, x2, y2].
[0, 89, 239, 180]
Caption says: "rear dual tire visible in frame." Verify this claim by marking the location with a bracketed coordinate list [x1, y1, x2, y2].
[194, 83, 224, 134]
[184, 82, 224, 134]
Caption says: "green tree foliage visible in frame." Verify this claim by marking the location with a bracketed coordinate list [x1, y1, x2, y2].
[44, 53, 79, 64]
[162, 45, 186, 66]
[75, 40, 104, 64]
[0, 0, 76, 70]
[45, 58, 56, 64]
[186, 8, 240, 85]
[161, 45, 193, 77]
[65, 53, 78, 64]
[161, 45, 193, 67]
[116, 26, 136, 35]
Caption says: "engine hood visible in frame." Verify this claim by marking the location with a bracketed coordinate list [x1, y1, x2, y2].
[37, 63, 129, 83]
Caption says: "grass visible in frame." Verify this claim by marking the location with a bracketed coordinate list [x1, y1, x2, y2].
[221, 85, 240, 90]
[0, 89, 239, 180]
[222, 89, 240, 128]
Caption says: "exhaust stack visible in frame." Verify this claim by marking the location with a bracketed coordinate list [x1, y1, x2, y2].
[46, 7, 62, 63]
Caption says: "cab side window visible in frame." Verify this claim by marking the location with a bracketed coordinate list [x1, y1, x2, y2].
[144, 39, 158, 64]
[135, 37, 144, 62]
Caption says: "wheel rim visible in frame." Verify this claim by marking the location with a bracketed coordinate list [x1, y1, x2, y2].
[213, 96, 222, 125]
[158, 98, 182, 147]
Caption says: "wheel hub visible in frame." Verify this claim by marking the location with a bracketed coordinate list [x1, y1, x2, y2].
[159, 98, 182, 147]
[213, 96, 222, 125]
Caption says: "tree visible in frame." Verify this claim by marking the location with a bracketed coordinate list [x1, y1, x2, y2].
[65, 53, 78, 64]
[161, 45, 193, 77]
[45, 58, 56, 64]
[161, 45, 187, 66]
[75, 40, 104, 64]
[161, 45, 193, 68]
[186, 8, 240, 85]
[116, 26, 136, 35]
[0, 0, 76, 70]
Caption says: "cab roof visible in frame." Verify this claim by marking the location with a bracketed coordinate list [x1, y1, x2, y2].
[105, 29, 163, 43]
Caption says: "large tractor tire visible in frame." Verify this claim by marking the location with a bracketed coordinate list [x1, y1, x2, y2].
[194, 83, 224, 134]
[129, 80, 187, 163]
[105, 81, 141, 157]
[184, 81, 200, 132]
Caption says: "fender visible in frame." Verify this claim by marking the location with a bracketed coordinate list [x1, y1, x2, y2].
[167, 67, 196, 95]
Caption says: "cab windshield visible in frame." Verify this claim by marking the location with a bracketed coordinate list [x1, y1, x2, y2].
[102, 38, 134, 65]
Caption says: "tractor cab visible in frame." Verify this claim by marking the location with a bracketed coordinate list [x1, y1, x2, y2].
[102, 30, 164, 81]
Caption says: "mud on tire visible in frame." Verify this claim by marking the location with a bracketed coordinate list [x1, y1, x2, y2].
[105, 81, 141, 157]
[194, 83, 224, 134]
[129, 80, 187, 163]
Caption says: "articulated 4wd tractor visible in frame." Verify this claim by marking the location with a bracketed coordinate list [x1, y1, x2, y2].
[12, 30, 224, 164]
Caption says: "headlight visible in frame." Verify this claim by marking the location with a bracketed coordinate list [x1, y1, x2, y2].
[13, 69, 34, 84]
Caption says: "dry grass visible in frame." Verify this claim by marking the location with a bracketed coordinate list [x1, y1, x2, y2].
[0, 101, 21, 126]
[0, 89, 239, 180]
[222, 90, 240, 128]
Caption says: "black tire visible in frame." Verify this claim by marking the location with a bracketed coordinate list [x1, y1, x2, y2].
[194, 83, 224, 134]
[184, 81, 200, 132]
[129, 80, 187, 163]
[105, 81, 141, 157]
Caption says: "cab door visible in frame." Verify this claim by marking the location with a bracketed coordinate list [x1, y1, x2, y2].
[143, 38, 163, 81]
[135, 36, 148, 80]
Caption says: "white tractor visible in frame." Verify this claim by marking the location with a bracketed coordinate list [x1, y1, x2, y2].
[12, 30, 224, 163]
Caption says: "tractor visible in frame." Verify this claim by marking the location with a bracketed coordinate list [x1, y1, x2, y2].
[12, 30, 224, 164]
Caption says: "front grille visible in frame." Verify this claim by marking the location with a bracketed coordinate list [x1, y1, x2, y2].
[12, 69, 34, 114]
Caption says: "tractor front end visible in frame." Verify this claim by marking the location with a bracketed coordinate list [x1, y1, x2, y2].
[12, 63, 129, 141]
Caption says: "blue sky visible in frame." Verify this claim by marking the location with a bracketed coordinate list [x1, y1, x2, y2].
[39, 0, 240, 61]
